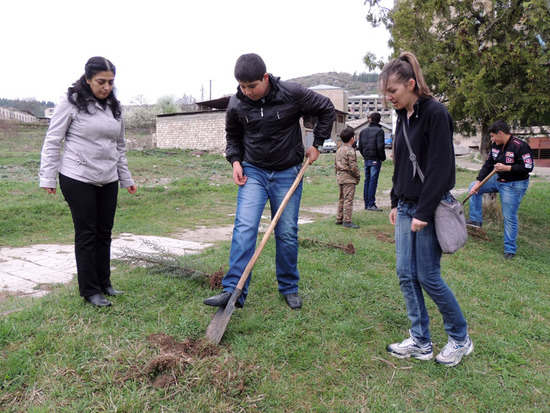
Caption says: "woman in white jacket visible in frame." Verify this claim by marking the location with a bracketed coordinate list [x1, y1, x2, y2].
[39, 56, 137, 307]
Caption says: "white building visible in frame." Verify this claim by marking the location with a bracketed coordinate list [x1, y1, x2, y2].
[348, 94, 392, 122]
[0, 107, 37, 123]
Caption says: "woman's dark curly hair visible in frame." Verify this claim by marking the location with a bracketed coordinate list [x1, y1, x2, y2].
[67, 56, 122, 119]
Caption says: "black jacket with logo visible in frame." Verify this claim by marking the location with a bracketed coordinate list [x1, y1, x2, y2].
[225, 74, 335, 171]
[477, 136, 533, 182]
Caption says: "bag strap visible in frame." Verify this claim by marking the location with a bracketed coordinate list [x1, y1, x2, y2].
[401, 121, 425, 183]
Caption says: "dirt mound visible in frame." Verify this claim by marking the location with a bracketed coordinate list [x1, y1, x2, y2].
[207, 267, 225, 290]
[120, 334, 220, 388]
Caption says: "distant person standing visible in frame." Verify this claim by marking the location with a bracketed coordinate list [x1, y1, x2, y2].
[357, 112, 386, 211]
[335, 127, 361, 228]
[467, 120, 533, 259]
[39, 56, 137, 307]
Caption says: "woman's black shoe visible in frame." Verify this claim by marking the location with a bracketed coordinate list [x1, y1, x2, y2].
[103, 286, 124, 296]
[85, 293, 112, 307]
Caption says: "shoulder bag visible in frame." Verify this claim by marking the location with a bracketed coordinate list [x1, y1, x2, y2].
[401, 122, 467, 254]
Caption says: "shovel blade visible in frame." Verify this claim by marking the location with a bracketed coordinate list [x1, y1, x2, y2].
[205, 288, 242, 345]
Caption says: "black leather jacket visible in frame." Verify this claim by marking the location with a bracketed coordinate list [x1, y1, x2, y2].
[225, 74, 335, 170]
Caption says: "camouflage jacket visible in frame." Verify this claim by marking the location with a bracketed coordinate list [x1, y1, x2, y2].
[335, 145, 360, 185]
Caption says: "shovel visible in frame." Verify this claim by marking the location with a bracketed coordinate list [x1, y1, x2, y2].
[205, 159, 310, 344]
[461, 169, 497, 205]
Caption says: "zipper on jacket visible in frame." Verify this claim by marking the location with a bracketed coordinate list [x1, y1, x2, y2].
[261, 108, 263, 117]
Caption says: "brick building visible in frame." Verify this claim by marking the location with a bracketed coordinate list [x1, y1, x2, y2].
[156, 91, 348, 152]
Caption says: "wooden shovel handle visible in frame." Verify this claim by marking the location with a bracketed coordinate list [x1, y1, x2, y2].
[235, 159, 310, 290]
[462, 169, 497, 205]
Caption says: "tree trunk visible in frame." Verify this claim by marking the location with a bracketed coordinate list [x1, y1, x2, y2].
[480, 122, 491, 159]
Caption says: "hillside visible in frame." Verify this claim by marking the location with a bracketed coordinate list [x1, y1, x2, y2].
[285, 72, 379, 96]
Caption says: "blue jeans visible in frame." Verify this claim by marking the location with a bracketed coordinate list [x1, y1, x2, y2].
[222, 162, 303, 306]
[363, 160, 381, 208]
[468, 175, 529, 254]
[395, 198, 468, 345]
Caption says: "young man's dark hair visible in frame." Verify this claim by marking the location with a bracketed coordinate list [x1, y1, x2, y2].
[340, 127, 355, 143]
[234, 53, 266, 82]
[488, 120, 511, 135]
[369, 112, 381, 124]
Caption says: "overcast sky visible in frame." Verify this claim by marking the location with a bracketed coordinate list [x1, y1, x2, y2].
[3, 0, 392, 105]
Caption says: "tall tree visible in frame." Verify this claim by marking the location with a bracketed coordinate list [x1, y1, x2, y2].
[364, 0, 550, 152]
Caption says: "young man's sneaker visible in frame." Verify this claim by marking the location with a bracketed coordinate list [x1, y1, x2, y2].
[466, 219, 482, 228]
[387, 333, 434, 360]
[435, 336, 474, 367]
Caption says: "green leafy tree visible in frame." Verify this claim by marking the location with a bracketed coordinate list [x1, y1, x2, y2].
[364, 0, 550, 152]
[155, 95, 180, 115]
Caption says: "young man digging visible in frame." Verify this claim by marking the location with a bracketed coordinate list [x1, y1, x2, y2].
[203, 53, 335, 310]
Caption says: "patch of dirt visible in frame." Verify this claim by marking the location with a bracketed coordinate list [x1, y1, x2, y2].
[121, 334, 221, 389]
[299, 238, 356, 254]
[147, 333, 220, 359]
[467, 226, 491, 241]
[373, 230, 394, 243]
[207, 267, 225, 290]
[120, 333, 254, 395]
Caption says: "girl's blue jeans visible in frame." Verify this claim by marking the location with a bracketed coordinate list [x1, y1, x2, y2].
[395, 199, 469, 345]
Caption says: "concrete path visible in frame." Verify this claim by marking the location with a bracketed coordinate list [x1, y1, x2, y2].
[0, 234, 211, 299]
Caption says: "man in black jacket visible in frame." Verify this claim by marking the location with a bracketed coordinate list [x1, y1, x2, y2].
[204, 53, 335, 310]
[357, 112, 386, 211]
[467, 120, 533, 259]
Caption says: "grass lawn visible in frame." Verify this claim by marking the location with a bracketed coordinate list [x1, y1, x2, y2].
[0, 123, 549, 412]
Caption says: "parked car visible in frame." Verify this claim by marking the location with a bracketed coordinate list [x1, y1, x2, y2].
[321, 138, 337, 153]
[384, 132, 393, 149]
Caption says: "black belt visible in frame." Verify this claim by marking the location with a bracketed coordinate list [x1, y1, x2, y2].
[399, 197, 418, 204]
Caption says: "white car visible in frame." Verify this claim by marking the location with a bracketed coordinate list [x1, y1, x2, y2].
[320, 139, 337, 153]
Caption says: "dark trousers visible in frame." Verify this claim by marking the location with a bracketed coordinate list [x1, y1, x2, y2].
[59, 173, 119, 297]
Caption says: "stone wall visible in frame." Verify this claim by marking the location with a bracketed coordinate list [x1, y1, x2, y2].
[156, 111, 226, 152]
[156, 109, 346, 152]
